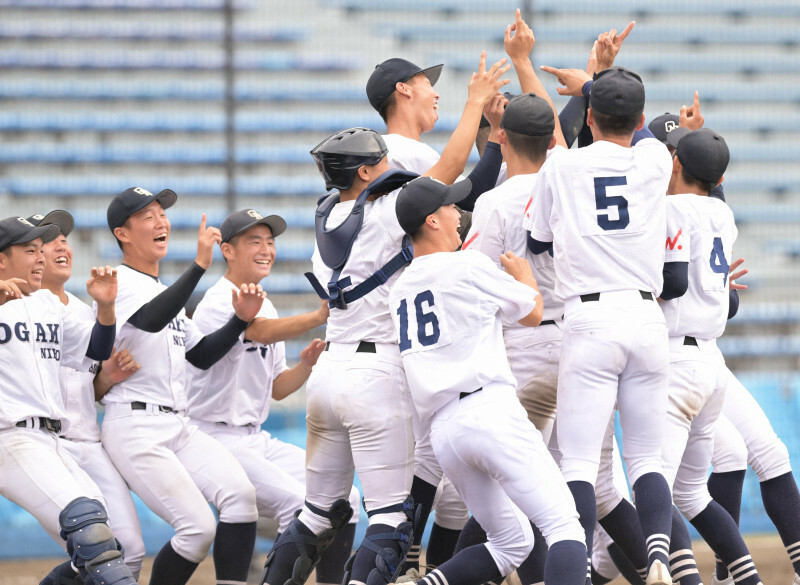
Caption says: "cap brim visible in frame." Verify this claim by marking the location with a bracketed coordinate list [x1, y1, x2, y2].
[442, 178, 473, 206]
[155, 189, 178, 210]
[666, 127, 690, 149]
[420, 64, 444, 87]
[15, 224, 61, 247]
[36, 210, 75, 237]
[224, 214, 288, 243]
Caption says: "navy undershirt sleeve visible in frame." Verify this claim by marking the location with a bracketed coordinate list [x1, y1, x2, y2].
[728, 289, 740, 319]
[661, 261, 689, 300]
[527, 233, 553, 255]
[128, 263, 205, 332]
[86, 321, 116, 361]
[458, 142, 503, 212]
[559, 96, 588, 149]
[184, 315, 249, 370]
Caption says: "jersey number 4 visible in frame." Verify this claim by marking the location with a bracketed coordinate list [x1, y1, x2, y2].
[709, 236, 729, 286]
[594, 177, 630, 230]
[397, 290, 440, 351]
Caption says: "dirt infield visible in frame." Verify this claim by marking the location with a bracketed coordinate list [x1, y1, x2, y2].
[0, 535, 793, 584]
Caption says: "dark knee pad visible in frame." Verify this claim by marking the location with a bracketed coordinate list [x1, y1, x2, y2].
[59, 497, 136, 585]
[259, 498, 353, 585]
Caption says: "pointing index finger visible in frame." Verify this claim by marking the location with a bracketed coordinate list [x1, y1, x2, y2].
[478, 50, 486, 74]
[618, 21, 635, 41]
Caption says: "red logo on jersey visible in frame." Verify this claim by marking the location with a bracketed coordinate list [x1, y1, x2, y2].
[462, 232, 479, 250]
[665, 228, 683, 251]
[523, 197, 533, 218]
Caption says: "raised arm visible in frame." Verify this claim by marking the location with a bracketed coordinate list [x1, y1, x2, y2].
[245, 300, 329, 345]
[423, 52, 511, 184]
[504, 9, 567, 148]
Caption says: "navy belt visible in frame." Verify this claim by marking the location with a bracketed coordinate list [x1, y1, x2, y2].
[683, 336, 698, 346]
[459, 388, 483, 400]
[16, 417, 62, 433]
[580, 290, 653, 302]
[324, 341, 376, 353]
[131, 401, 176, 413]
[540, 319, 557, 326]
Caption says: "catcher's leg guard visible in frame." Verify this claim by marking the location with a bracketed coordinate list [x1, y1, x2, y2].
[59, 497, 137, 585]
[39, 561, 80, 585]
[259, 498, 353, 585]
[343, 496, 420, 585]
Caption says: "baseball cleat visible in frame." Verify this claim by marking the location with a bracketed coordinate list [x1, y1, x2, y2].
[709, 573, 733, 585]
[645, 560, 672, 585]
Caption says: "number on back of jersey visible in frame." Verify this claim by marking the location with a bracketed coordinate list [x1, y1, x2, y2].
[396, 287, 450, 354]
[703, 233, 731, 291]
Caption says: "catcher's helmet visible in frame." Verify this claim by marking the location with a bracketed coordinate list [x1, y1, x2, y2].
[310, 127, 388, 191]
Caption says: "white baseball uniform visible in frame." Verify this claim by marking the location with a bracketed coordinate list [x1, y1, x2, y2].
[185, 276, 360, 532]
[299, 184, 415, 536]
[56, 290, 145, 577]
[528, 137, 672, 488]
[382, 130, 469, 532]
[712, 369, 792, 481]
[659, 193, 737, 519]
[100, 264, 257, 564]
[0, 290, 106, 546]
[390, 249, 585, 576]
[463, 152, 565, 445]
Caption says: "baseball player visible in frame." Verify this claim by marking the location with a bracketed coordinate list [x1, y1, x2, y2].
[259, 52, 510, 585]
[99, 187, 265, 585]
[0, 215, 138, 585]
[528, 66, 675, 585]
[388, 176, 587, 585]
[29, 210, 146, 579]
[659, 126, 765, 585]
[184, 208, 361, 585]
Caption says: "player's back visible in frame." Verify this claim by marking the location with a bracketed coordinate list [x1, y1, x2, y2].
[533, 138, 671, 300]
[390, 250, 535, 422]
[661, 194, 737, 340]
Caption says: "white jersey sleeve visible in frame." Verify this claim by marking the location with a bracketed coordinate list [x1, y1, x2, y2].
[383, 133, 442, 174]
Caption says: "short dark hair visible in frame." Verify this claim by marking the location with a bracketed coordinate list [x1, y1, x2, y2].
[504, 129, 551, 164]
[680, 165, 717, 195]
[591, 109, 641, 137]
[378, 92, 397, 124]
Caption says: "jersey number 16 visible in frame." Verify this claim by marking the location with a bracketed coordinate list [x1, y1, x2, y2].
[397, 290, 440, 351]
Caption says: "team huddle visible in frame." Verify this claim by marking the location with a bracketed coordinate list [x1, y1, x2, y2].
[2, 9, 800, 585]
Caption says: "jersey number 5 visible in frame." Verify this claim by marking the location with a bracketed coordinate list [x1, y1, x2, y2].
[397, 290, 440, 351]
[594, 176, 630, 230]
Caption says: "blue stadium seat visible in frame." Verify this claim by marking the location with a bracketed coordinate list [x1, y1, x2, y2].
[0, 20, 305, 43]
[0, 0, 259, 9]
[323, 0, 800, 17]
[718, 336, 800, 358]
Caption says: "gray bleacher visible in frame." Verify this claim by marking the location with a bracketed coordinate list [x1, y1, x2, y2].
[1, 0, 799, 361]
[1, 0, 800, 559]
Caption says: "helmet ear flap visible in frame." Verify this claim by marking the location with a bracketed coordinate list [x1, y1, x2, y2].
[310, 128, 389, 191]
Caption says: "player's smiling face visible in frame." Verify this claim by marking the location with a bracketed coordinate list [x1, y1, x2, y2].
[42, 234, 72, 286]
[435, 204, 462, 249]
[119, 201, 171, 263]
[0, 239, 46, 294]
[225, 224, 275, 282]
[408, 74, 440, 133]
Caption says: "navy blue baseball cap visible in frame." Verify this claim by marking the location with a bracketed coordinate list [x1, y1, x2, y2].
[669, 127, 730, 185]
[501, 93, 555, 137]
[395, 177, 472, 235]
[649, 113, 680, 145]
[27, 210, 74, 237]
[107, 187, 177, 232]
[366, 58, 443, 112]
[221, 209, 287, 244]
[590, 66, 645, 116]
[0, 216, 60, 253]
